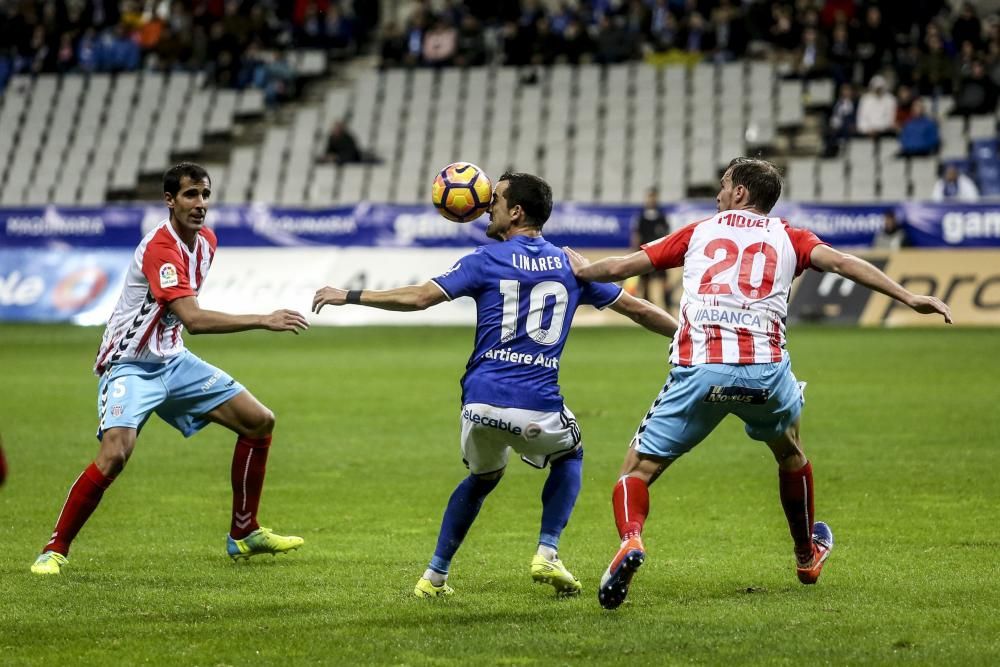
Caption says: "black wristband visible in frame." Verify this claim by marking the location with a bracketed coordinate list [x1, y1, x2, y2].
[346, 290, 362, 304]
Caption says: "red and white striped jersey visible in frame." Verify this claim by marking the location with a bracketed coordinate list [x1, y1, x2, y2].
[643, 210, 827, 366]
[93, 219, 216, 376]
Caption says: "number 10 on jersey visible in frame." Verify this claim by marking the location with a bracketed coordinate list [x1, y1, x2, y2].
[499, 280, 569, 345]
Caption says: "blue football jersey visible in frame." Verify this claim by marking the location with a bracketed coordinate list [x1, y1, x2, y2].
[431, 235, 622, 412]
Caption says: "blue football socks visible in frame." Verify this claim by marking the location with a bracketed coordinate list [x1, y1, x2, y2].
[428, 473, 502, 575]
[538, 446, 583, 550]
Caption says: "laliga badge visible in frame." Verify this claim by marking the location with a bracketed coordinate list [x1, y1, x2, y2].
[159, 263, 179, 288]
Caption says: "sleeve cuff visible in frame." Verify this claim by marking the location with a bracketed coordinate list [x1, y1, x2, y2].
[596, 287, 625, 311]
[429, 280, 453, 301]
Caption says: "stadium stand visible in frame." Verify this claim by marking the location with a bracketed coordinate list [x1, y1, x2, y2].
[0, 0, 997, 206]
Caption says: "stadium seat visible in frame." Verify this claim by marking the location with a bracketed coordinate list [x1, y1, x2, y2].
[786, 157, 817, 201]
[908, 157, 938, 199]
[816, 159, 847, 202]
[879, 158, 908, 200]
[776, 80, 804, 127]
[968, 114, 997, 141]
[975, 159, 1000, 196]
[236, 88, 265, 117]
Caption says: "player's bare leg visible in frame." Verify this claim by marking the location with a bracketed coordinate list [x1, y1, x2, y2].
[206, 390, 303, 560]
[766, 420, 833, 584]
[31, 427, 135, 574]
[599, 446, 672, 609]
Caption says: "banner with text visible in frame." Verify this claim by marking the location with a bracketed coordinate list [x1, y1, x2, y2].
[4, 201, 995, 249]
[4, 247, 998, 326]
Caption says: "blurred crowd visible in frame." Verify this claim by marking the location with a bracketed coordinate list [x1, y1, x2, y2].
[0, 0, 379, 93]
[382, 1, 998, 163]
[382, 1, 1000, 83]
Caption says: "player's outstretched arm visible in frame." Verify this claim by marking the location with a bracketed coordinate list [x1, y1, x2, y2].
[608, 292, 678, 337]
[312, 281, 448, 313]
[563, 247, 655, 282]
[170, 296, 309, 334]
[809, 245, 953, 323]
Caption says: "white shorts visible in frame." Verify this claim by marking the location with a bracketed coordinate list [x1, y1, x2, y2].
[460, 403, 582, 475]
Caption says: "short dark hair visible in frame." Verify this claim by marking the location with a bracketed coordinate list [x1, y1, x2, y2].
[164, 163, 211, 197]
[498, 171, 553, 227]
[726, 157, 783, 213]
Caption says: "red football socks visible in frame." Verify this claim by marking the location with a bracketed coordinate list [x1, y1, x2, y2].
[779, 461, 815, 560]
[45, 462, 115, 556]
[613, 476, 649, 540]
[230, 435, 271, 539]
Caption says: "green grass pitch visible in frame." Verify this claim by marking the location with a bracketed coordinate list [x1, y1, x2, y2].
[1, 323, 998, 665]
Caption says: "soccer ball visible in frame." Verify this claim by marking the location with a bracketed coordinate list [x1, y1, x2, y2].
[431, 162, 492, 223]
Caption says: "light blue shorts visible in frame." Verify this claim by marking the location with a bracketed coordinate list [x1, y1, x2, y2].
[96, 351, 245, 440]
[634, 359, 805, 460]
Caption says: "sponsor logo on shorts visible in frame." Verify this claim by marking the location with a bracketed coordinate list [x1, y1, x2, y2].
[463, 408, 522, 435]
[111, 405, 124, 417]
[703, 385, 770, 404]
[159, 263, 179, 288]
[201, 370, 223, 392]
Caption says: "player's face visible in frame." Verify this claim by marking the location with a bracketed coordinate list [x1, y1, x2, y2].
[166, 176, 211, 234]
[486, 181, 515, 240]
[716, 170, 735, 212]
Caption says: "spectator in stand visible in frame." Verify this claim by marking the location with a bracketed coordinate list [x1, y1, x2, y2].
[872, 211, 910, 251]
[595, 15, 634, 64]
[769, 5, 799, 52]
[856, 75, 898, 138]
[952, 3, 983, 51]
[855, 5, 892, 87]
[953, 60, 999, 116]
[916, 31, 955, 95]
[454, 15, 487, 67]
[624, 0, 651, 39]
[561, 17, 592, 65]
[682, 13, 714, 55]
[955, 39, 979, 81]
[794, 27, 829, 79]
[422, 16, 457, 67]
[323, 121, 362, 165]
[897, 99, 940, 157]
[824, 82, 857, 156]
[820, 0, 856, 30]
[894, 85, 916, 130]
[379, 20, 408, 68]
[709, 1, 748, 63]
[260, 49, 296, 107]
[933, 164, 980, 202]
[404, 10, 427, 67]
[650, 4, 682, 53]
[531, 16, 562, 66]
[826, 21, 853, 86]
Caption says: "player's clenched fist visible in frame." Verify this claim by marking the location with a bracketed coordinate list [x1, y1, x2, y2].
[312, 286, 347, 313]
[263, 309, 309, 333]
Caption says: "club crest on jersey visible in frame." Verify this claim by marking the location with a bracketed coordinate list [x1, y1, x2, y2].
[111, 405, 124, 417]
[159, 263, 179, 288]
